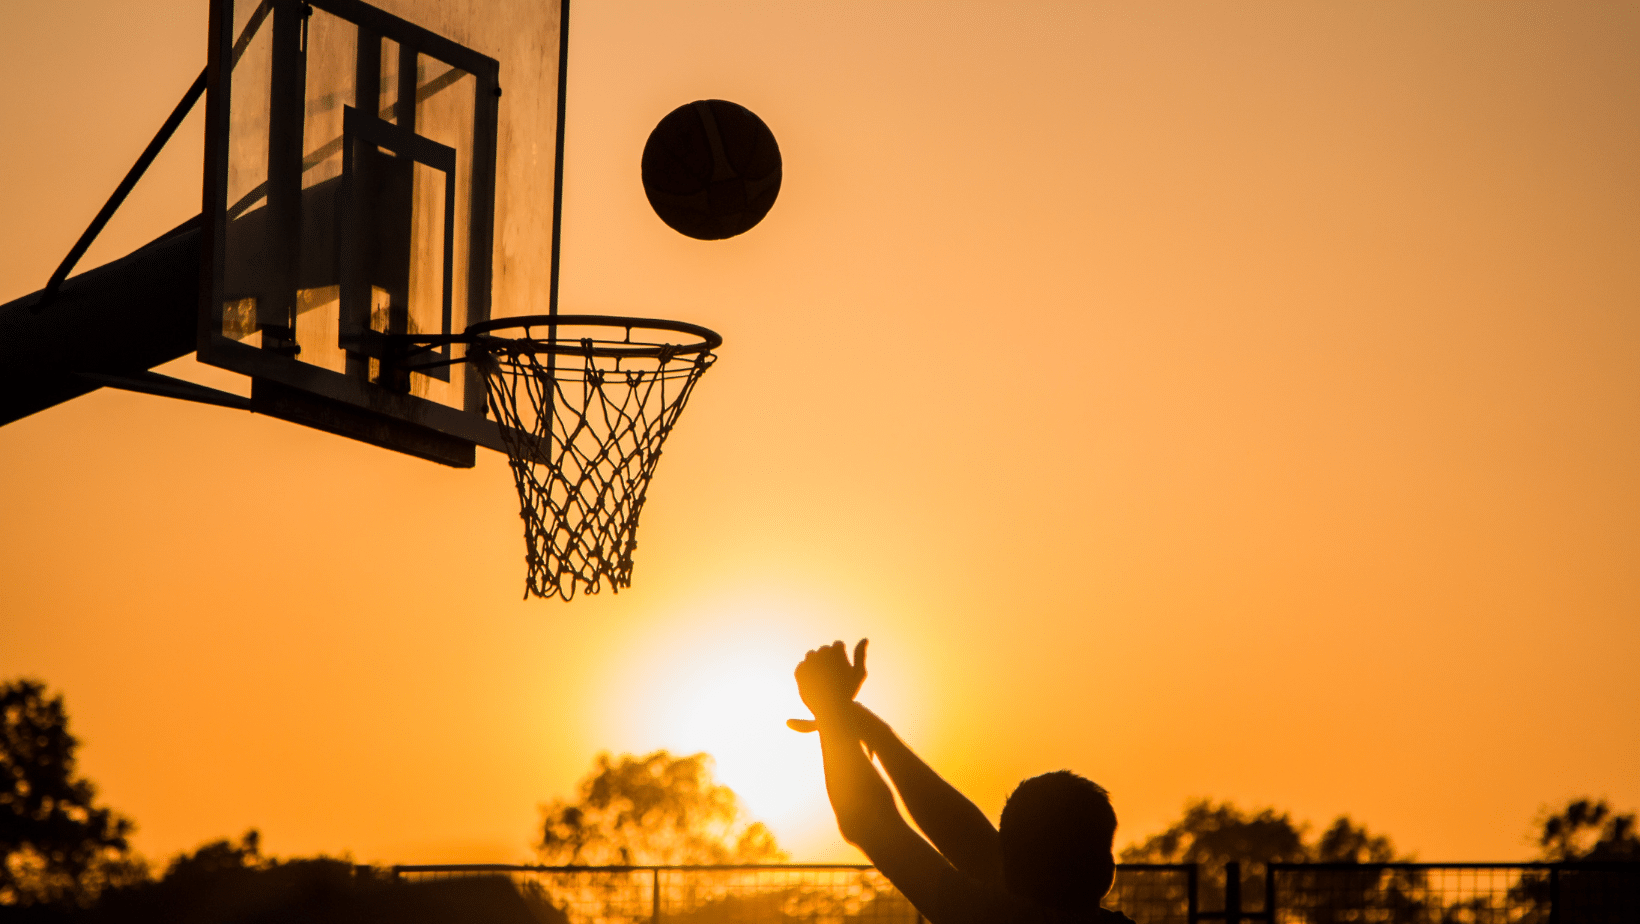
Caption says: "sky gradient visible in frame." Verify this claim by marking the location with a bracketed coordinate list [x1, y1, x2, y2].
[2, 2, 1638, 868]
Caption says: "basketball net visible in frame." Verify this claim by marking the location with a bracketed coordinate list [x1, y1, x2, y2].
[478, 336, 715, 600]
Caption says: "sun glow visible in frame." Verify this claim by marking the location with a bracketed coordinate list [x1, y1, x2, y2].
[595, 592, 895, 861]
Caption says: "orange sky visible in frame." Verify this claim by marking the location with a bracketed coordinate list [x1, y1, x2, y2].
[2, 1, 1638, 869]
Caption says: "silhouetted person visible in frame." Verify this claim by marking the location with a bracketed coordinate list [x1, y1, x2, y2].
[791, 640, 1134, 924]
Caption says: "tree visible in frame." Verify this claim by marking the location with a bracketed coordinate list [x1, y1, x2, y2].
[1535, 798, 1640, 862]
[1313, 816, 1397, 864]
[1121, 799, 1405, 912]
[1505, 799, 1640, 922]
[538, 751, 786, 866]
[0, 679, 145, 909]
[84, 830, 411, 924]
[158, 829, 267, 882]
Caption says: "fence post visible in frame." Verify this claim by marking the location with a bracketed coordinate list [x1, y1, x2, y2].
[1548, 865, 1559, 924]
[1224, 862, 1241, 924]
[1188, 864, 1199, 924]
[652, 868, 661, 924]
[1264, 864, 1275, 924]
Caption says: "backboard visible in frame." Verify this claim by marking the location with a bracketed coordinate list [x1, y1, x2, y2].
[201, 0, 565, 466]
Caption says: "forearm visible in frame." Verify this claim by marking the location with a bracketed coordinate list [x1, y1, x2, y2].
[794, 639, 961, 922]
[816, 716, 948, 914]
[817, 715, 901, 850]
[852, 705, 1002, 881]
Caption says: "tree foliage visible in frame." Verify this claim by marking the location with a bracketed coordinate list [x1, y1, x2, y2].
[1121, 799, 1402, 909]
[158, 829, 267, 882]
[1122, 800, 1311, 869]
[1312, 816, 1398, 864]
[82, 830, 405, 924]
[538, 751, 786, 866]
[1535, 798, 1640, 862]
[0, 680, 145, 909]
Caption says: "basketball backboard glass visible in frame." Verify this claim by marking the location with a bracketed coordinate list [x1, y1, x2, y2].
[201, 0, 565, 466]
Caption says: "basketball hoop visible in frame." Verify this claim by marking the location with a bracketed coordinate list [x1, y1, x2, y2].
[400, 315, 720, 599]
[475, 315, 719, 600]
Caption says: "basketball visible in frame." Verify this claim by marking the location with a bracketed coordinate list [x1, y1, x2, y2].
[642, 100, 782, 240]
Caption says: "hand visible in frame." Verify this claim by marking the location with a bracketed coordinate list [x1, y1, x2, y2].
[789, 639, 867, 732]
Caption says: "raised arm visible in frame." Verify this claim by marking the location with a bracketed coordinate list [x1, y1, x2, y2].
[787, 641, 1003, 882]
[850, 704, 1003, 883]
[795, 642, 952, 917]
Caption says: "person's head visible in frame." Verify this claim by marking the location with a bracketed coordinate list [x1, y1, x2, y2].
[998, 771, 1117, 913]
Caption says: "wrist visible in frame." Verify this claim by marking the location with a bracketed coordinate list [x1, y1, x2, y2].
[806, 697, 855, 726]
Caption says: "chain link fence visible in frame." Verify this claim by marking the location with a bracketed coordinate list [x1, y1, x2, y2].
[394, 864, 1196, 924]
[1268, 863, 1640, 924]
[394, 862, 1639, 924]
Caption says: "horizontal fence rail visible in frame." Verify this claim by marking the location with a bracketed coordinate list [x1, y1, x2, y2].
[393, 863, 1199, 924]
[393, 862, 1639, 924]
[1268, 862, 1640, 924]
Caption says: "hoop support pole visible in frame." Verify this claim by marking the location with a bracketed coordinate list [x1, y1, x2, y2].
[35, 68, 208, 312]
[74, 369, 251, 411]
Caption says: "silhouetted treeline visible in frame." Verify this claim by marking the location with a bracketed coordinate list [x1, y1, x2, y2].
[4, 677, 1637, 923]
[0, 829, 564, 924]
[0, 680, 143, 909]
[1537, 799, 1640, 863]
[538, 750, 786, 866]
[1119, 799, 1404, 909]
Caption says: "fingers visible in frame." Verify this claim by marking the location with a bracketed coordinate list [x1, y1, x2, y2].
[794, 639, 872, 720]
[795, 640, 869, 682]
[800, 641, 845, 663]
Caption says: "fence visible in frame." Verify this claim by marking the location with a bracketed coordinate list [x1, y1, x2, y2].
[392, 863, 1196, 924]
[393, 862, 1639, 924]
[1266, 862, 1640, 924]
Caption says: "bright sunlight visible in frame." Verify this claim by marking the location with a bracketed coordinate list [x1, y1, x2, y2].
[595, 590, 904, 861]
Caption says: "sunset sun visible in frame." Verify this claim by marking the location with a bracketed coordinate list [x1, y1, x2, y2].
[592, 598, 899, 860]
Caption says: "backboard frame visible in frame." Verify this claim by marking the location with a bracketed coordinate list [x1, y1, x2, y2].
[200, 0, 513, 465]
